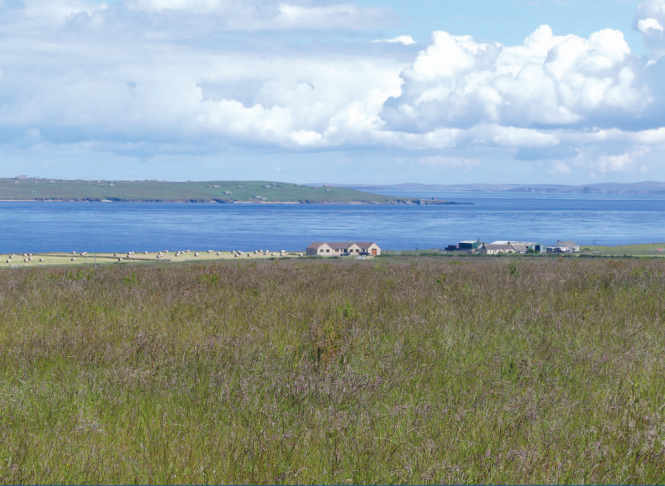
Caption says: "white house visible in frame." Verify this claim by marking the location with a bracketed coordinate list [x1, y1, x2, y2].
[306, 242, 381, 257]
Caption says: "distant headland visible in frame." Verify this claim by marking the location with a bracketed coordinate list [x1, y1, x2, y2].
[335, 181, 665, 195]
[0, 178, 460, 205]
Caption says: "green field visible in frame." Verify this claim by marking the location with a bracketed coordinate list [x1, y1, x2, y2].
[1, 258, 665, 483]
[0, 178, 446, 204]
[578, 243, 665, 256]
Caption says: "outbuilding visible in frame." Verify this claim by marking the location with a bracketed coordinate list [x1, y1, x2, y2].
[549, 240, 580, 253]
[458, 240, 481, 251]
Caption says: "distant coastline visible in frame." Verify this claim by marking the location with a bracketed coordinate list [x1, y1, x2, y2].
[0, 178, 464, 205]
[333, 181, 665, 195]
[0, 198, 465, 205]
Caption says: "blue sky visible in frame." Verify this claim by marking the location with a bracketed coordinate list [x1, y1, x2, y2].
[1, 0, 665, 184]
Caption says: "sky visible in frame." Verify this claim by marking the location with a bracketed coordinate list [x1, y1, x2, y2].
[1, 0, 665, 184]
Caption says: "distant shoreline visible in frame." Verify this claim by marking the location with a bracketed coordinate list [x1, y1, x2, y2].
[0, 198, 468, 205]
[0, 178, 469, 205]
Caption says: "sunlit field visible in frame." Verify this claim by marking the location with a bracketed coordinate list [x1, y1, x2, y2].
[1, 258, 664, 483]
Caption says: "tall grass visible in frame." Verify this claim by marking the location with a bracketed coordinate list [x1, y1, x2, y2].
[1, 258, 664, 483]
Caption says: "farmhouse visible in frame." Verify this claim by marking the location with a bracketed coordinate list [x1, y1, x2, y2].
[478, 243, 515, 255]
[306, 242, 381, 257]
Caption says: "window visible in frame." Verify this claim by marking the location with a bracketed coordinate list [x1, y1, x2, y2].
[326, 249, 330, 253]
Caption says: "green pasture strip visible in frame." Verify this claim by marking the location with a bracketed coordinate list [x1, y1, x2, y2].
[1, 259, 665, 483]
[579, 242, 665, 256]
[0, 179, 436, 204]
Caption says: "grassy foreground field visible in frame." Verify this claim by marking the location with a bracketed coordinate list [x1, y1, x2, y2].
[1, 258, 665, 483]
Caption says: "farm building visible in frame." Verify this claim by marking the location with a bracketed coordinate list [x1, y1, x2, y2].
[458, 240, 481, 251]
[306, 242, 381, 257]
[549, 240, 580, 253]
[478, 243, 515, 255]
[491, 241, 545, 253]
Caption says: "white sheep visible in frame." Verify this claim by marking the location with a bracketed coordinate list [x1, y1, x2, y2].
[71, 257, 76, 261]
[194, 252, 199, 257]
[40, 258, 44, 262]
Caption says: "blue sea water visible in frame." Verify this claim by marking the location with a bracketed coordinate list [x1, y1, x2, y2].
[1, 191, 665, 253]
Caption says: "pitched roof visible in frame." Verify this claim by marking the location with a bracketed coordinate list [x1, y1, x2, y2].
[307, 241, 377, 250]
[483, 244, 513, 250]
[555, 240, 578, 247]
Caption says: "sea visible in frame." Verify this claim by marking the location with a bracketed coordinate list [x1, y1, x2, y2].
[1, 190, 665, 253]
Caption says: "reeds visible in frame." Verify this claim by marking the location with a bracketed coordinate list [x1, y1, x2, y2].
[0, 258, 664, 483]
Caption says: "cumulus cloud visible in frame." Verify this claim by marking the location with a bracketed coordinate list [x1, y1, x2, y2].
[636, 0, 665, 58]
[0, 0, 665, 180]
[594, 146, 650, 174]
[638, 18, 664, 33]
[381, 25, 650, 133]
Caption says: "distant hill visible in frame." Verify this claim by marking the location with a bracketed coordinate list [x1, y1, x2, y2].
[0, 178, 455, 204]
[332, 182, 665, 195]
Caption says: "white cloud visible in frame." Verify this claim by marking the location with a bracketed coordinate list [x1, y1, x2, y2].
[371, 35, 416, 45]
[381, 25, 650, 132]
[636, 0, 665, 58]
[0, 0, 664, 182]
[638, 18, 664, 33]
[123, 0, 396, 31]
[418, 155, 479, 171]
[594, 146, 650, 174]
